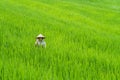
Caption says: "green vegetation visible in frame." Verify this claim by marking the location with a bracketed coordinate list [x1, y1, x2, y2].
[0, 0, 120, 80]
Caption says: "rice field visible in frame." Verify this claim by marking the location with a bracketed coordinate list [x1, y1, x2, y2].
[0, 0, 120, 80]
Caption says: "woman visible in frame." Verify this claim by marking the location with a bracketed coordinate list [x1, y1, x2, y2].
[35, 34, 46, 48]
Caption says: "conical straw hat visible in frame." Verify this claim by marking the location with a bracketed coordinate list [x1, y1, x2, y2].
[37, 34, 45, 39]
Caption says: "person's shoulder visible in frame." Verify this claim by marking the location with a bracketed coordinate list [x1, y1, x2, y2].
[42, 40, 46, 44]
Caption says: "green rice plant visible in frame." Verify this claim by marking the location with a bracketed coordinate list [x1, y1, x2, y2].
[0, 0, 120, 80]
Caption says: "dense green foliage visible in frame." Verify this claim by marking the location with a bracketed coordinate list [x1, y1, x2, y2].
[0, 0, 120, 80]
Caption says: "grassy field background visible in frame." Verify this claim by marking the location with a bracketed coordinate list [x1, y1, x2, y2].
[0, 0, 120, 80]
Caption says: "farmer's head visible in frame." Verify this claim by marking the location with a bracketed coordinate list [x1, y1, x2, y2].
[36, 34, 45, 41]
